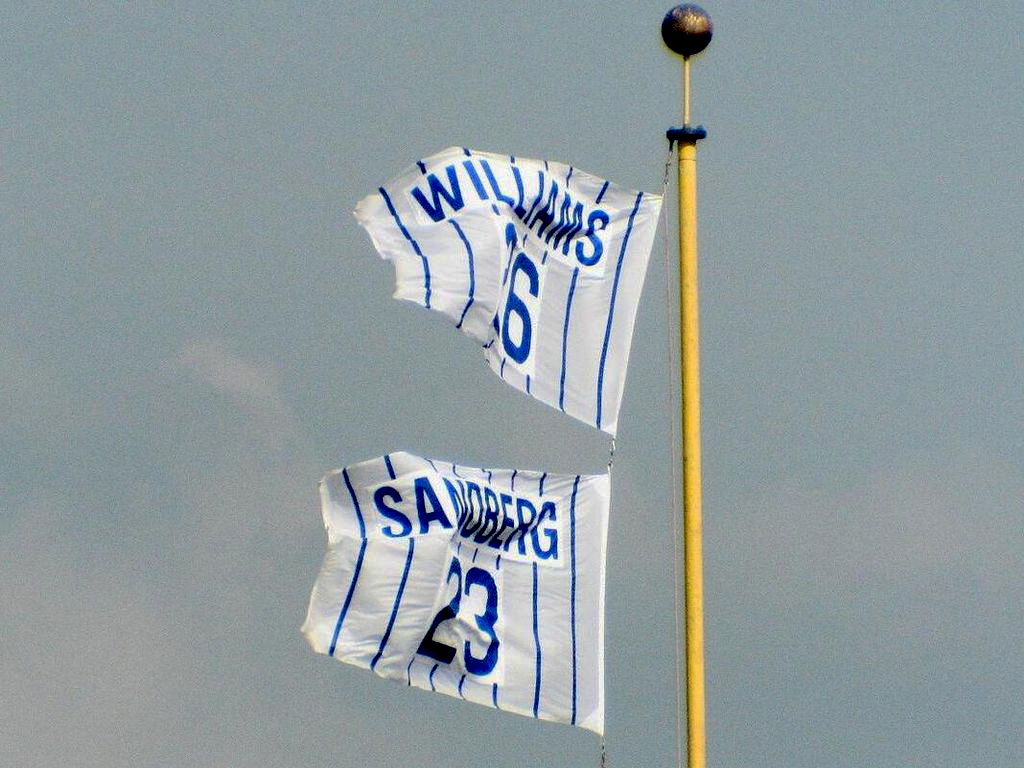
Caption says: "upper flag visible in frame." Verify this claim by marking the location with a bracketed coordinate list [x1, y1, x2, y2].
[302, 451, 609, 734]
[355, 147, 662, 435]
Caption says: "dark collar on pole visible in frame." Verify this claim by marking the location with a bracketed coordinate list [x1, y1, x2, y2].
[667, 125, 707, 145]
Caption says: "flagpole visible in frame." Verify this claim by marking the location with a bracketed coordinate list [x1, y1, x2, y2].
[662, 6, 713, 768]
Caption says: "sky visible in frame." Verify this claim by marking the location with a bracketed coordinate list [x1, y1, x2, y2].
[2, 1, 1023, 766]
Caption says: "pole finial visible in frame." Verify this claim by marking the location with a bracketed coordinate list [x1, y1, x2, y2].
[661, 4, 713, 59]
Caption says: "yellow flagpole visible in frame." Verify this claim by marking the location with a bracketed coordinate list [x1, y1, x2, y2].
[662, 6, 712, 768]
[679, 118, 706, 768]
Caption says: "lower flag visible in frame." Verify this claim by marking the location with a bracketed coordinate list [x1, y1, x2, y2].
[302, 451, 610, 734]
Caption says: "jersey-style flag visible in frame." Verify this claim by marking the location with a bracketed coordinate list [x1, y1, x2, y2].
[354, 147, 662, 435]
[302, 451, 610, 734]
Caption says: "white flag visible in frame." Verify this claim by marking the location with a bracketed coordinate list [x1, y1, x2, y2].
[355, 147, 662, 435]
[302, 451, 610, 734]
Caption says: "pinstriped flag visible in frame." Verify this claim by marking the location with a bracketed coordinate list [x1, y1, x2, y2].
[302, 451, 610, 734]
[354, 147, 662, 435]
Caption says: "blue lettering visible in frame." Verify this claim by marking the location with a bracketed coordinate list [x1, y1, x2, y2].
[456, 480, 471, 526]
[410, 165, 464, 222]
[463, 566, 499, 676]
[462, 160, 489, 200]
[442, 478, 467, 527]
[487, 493, 516, 549]
[504, 497, 538, 555]
[523, 170, 546, 223]
[480, 159, 517, 210]
[374, 485, 411, 537]
[511, 165, 527, 217]
[547, 195, 585, 255]
[529, 181, 560, 237]
[473, 488, 500, 543]
[530, 501, 559, 560]
[460, 506, 481, 536]
[415, 476, 453, 533]
[501, 253, 539, 364]
[576, 209, 608, 267]
[460, 482, 484, 536]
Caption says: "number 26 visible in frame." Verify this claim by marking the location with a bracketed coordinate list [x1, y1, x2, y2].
[502, 252, 539, 365]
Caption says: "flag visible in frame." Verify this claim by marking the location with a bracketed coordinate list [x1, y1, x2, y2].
[302, 451, 610, 734]
[354, 147, 662, 435]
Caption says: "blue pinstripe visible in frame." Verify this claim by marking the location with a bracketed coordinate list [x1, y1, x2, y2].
[532, 561, 542, 717]
[328, 539, 366, 657]
[596, 191, 643, 429]
[559, 267, 581, 411]
[378, 186, 431, 309]
[569, 474, 580, 724]
[450, 219, 476, 329]
[369, 538, 415, 670]
[524, 170, 544, 226]
[329, 468, 369, 656]
[342, 469, 366, 537]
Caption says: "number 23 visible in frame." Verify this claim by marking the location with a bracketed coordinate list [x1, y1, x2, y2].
[417, 557, 500, 676]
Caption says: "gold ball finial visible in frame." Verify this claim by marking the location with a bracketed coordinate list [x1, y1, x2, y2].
[661, 4, 713, 58]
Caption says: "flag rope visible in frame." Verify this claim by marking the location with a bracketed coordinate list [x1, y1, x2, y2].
[602, 439, 613, 768]
[659, 143, 688, 768]
[595, 147, 678, 767]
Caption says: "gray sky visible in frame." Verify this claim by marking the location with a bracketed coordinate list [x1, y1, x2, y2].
[3, 2, 1022, 766]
